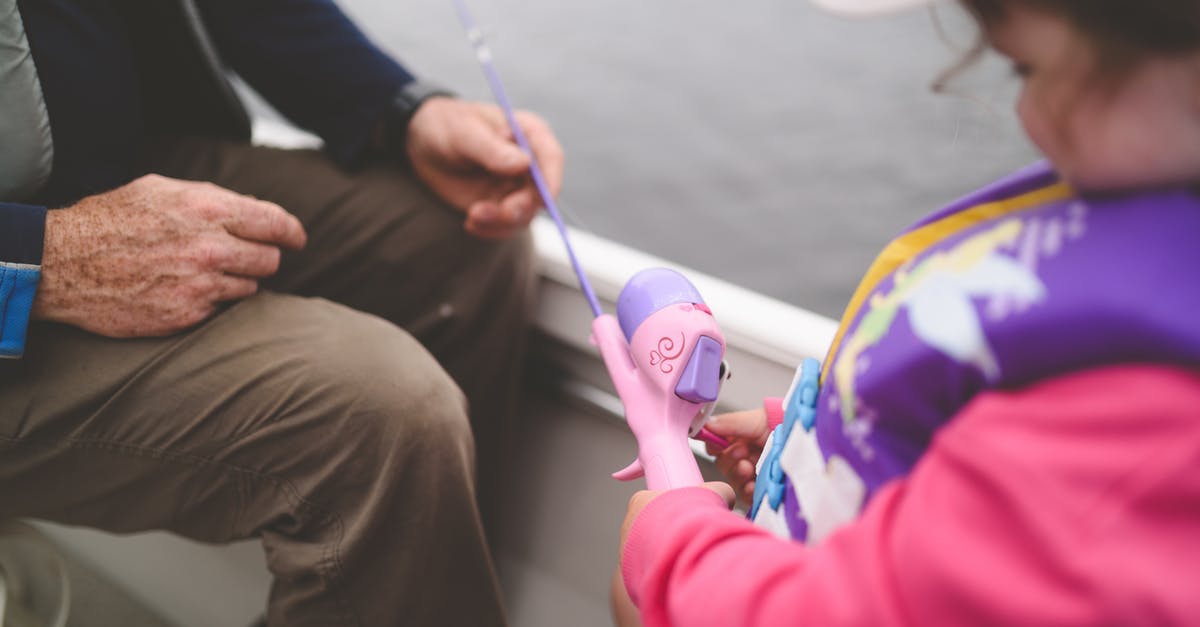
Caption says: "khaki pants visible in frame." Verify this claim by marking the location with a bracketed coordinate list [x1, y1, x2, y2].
[0, 137, 536, 626]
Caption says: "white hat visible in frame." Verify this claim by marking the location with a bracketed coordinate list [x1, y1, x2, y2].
[810, 0, 936, 17]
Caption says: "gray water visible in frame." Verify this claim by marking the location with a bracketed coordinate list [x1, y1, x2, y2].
[335, 0, 1041, 317]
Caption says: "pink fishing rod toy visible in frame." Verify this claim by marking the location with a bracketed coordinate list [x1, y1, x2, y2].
[453, 0, 731, 490]
[599, 269, 729, 488]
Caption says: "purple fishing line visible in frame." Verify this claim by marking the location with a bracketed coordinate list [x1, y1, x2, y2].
[451, 0, 604, 318]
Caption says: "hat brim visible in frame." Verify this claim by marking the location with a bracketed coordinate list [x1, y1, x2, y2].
[810, 0, 935, 17]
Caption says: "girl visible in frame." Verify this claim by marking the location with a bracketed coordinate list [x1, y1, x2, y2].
[616, 1, 1200, 625]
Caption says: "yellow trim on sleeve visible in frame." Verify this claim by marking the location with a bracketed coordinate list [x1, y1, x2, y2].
[820, 181, 1074, 382]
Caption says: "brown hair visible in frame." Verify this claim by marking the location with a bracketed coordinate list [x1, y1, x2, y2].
[933, 0, 1200, 96]
[959, 0, 1200, 69]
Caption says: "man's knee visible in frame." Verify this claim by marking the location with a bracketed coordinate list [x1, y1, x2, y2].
[233, 295, 474, 473]
[311, 304, 471, 454]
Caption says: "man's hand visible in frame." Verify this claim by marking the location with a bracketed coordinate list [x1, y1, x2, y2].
[406, 98, 564, 239]
[33, 174, 307, 338]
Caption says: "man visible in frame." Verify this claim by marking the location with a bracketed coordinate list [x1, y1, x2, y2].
[0, 0, 564, 624]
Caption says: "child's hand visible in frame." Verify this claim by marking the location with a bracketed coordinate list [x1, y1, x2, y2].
[614, 483, 735, 626]
[704, 408, 770, 507]
[619, 483, 737, 553]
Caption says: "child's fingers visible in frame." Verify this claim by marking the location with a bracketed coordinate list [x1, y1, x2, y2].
[734, 459, 755, 483]
[714, 446, 760, 502]
[707, 408, 769, 444]
[739, 479, 756, 507]
[714, 440, 763, 473]
[734, 460, 757, 497]
[702, 481, 737, 509]
[714, 442, 750, 479]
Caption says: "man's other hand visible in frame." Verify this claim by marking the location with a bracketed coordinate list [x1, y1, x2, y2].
[33, 174, 307, 338]
[406, 98, 564, 239]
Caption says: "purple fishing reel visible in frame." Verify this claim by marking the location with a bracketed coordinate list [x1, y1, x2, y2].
[617, 269, 726, 407]
[593, 268, 729, 489]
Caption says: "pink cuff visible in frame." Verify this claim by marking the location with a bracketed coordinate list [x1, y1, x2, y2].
[621, 487, 731, 606]
[764, 397, 785, 432]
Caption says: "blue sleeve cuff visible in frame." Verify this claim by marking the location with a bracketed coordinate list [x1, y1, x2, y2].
[0, 263, 41, 358]
[0, 202, 47, 358]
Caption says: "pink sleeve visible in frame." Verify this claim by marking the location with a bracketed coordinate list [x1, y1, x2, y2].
[763, 397, 785, 432]
[622, 365, 1200, 626]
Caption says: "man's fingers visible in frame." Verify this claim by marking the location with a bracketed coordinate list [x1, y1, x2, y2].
[467, 200, 503, 223]
[455, 117, 530, 176]
[223, 197, 307, 250]
[516, 110, 564, 197]
[211, 275, 259, 302]
[217, 239, 283, 278]
[466, 199, 526, 239]
[465, 218, 520, 240]
[500, 187, 540, 224]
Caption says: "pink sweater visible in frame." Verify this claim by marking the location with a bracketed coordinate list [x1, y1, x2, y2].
[622, 365, 1200, 626]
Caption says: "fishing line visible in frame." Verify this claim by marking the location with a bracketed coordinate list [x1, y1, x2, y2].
[450, 0, 734, 456]
[450, 0, 604, 318]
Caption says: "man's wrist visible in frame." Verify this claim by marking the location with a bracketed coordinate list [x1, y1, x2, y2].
[380, 79, 456, 161]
